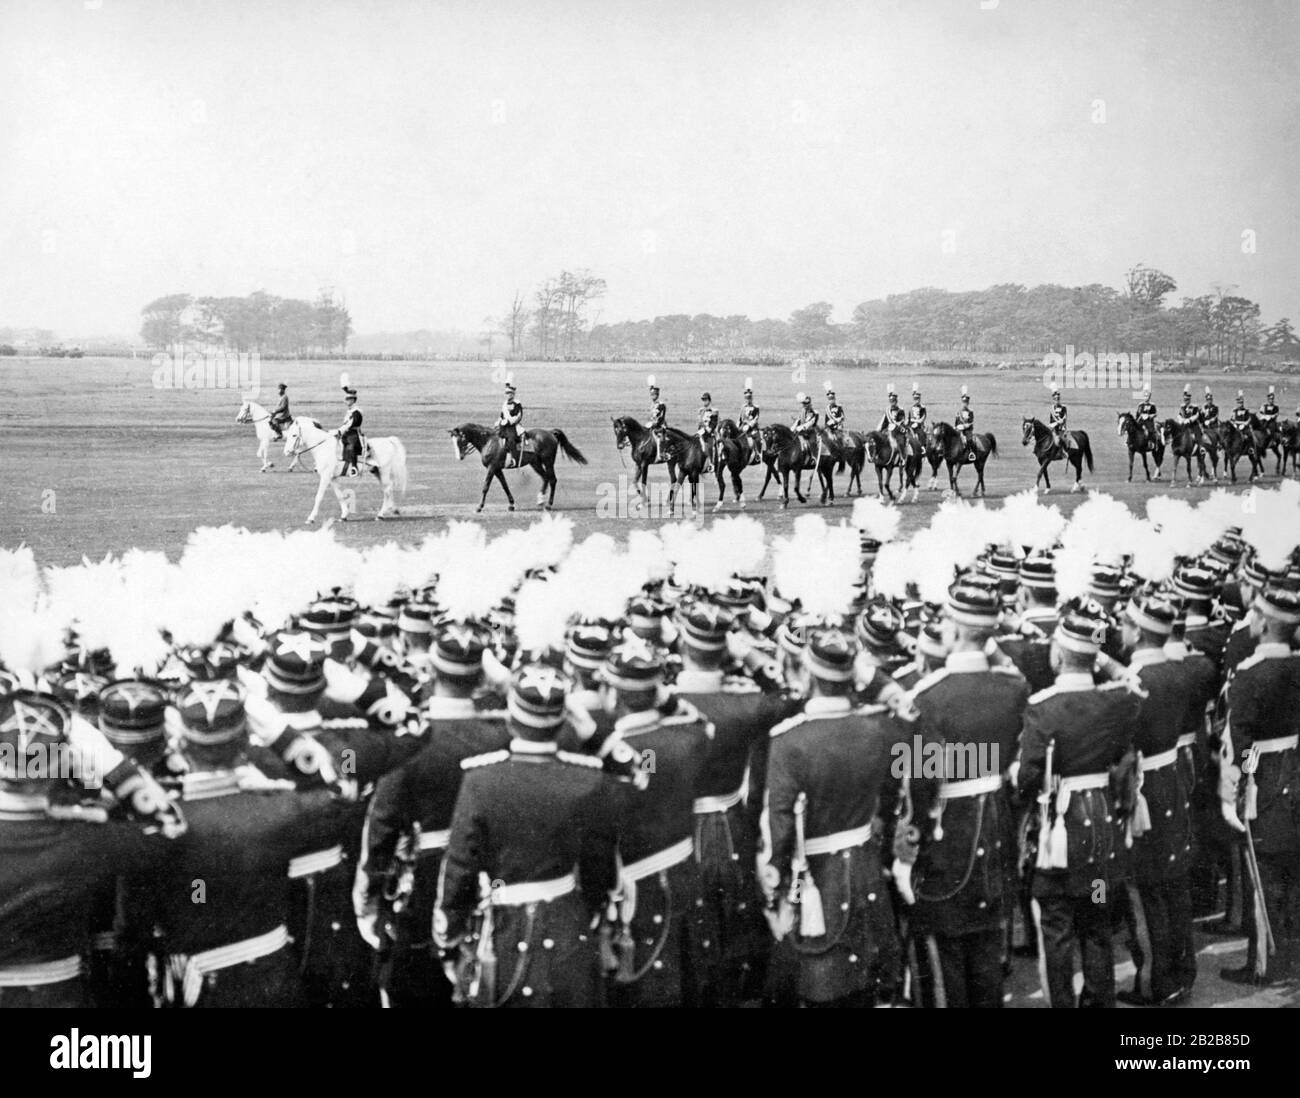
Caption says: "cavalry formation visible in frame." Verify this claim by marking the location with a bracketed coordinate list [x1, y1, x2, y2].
[236, 372, 1300, 523]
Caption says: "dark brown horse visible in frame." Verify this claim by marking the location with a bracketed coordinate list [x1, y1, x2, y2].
[863, 429, 923, 503]
[711, 418, 771, 511]
[758, 423, 845, 507]
[1020, 417, 1092, 493]
[611, 416, 708, 515]
[1116, 411, 1165, 482]
[1157, 418, 1212, 487]
[926, 421, 996, 496]
[450, 422, 587, 512]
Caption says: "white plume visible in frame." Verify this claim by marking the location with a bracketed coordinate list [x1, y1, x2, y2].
[998, 490, 1066, 551]
[851, 497, 901, 544]
[513, 575, 572, 654]
[870, 541, 913, 601]
[1145, 496, 1217, 560]
[771, 515, 860, 619]
[1240, 484, 1300, 572]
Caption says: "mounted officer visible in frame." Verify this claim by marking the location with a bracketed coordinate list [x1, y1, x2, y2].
[647, 376, 667, 462]
[739, 378, 761, 465]
[877, 383, 907, 466]
[907, 382, 928, 445]
[792, 393, 819, 462]
[497, 376, 524, 468]
[697, 391, 719, 474]
[1135, 386, 1158, 448]
[955, 386, 976, 462]
[337, 373, 364, 478]
[823, 381, 846, 434]
[1049, 389, 1076, 453]
[269, 383, 292, 440]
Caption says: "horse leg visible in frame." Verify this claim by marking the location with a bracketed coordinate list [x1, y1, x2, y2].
[1071, 454, 1083, 492]
[794, 467, 807, 505]
[1127, 449, 1134, 483]
[478, 467, 494, 512]
[1038, 462, 1051, 493]
[732, 467, 745, 509]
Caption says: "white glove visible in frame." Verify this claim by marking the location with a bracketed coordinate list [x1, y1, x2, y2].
[891, 859, 916, 905]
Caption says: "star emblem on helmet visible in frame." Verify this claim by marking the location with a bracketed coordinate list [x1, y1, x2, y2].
[0, 699, 64, 752]
[440, 623, 483, 651]
[516, 666, 568, 699]
[274, 632, 327, 663]
[186, 680, 243, 725]
[106, 681, 160, 715]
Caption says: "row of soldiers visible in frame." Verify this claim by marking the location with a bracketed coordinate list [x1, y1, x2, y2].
[1, 522, 1298, 1008]
[644, 375, 978, 470]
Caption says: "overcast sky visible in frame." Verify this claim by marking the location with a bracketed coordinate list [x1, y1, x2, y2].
[2, 0, 1297, 337]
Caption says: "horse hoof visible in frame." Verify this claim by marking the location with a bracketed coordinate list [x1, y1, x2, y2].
[475, 505, 484, 513]
[508, 505, 515, 512]
[305, 517, 316, 525]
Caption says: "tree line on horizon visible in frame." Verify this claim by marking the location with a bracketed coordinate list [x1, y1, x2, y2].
[482, 264, 1298, 367]
[139, 290, 353, 354]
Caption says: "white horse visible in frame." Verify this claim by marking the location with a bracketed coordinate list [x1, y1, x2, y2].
[235, 399, 302, 473]
[283, 418, 409, 523]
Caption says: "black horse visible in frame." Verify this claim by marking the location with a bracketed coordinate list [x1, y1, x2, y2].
[758, 423, 844, 507]
[1218, 421, 1263, 484]
[611, 415, 707, 515]
[711, 418, 770, 511]
[450, 422, 587, 512]
[925, 421, 996, 497]
[1157, 418, 1213, 488]
[1116, 411, 1165, 482]
[1021, 417, 1093, 493]
[1280, 421, 1299, 477]
[863, 429, 924, 503]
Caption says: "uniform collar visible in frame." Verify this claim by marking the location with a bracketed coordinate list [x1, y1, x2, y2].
[1254, 642, 1293, 660]
[425, 696, 478, 720]
[1128, 647, 1168, 669]
[569, 688, 603, 712]
[1053, 672, 1095, 692]
[945, 650, 990, 673]
[675, 668, 724, 693]
[614, 709, 661, 735]
[1184, 614, 1209, 628]
[509, 738, 557, 754]
[1163, 640, 1188, 660]
[282, 709, 322, 731]
[805, 696, 853, 715]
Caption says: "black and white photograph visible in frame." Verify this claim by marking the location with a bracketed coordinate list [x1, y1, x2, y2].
[1, 0, 1297, 1068]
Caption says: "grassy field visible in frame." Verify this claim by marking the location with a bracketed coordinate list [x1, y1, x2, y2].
[2, 356, 1294, 566]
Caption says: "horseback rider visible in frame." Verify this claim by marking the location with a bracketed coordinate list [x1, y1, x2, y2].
[876, 383, 907, 466]
[697, 391, 719, 473]
[907, 381, 927, 445]
[496, 376, 524, 468]
[955, 385, 976, 461]
[739, 378, 761, 465]
[823, 381, 846, 434]
[1228, 390, 1255, 457]
[337, 374, 364, 477]
[1201, 386, 1220, 430]
[1135, 386, 1158, 448]
[647, 376, 667, 462]
[1049, 389, 1076, 453]
[1176, 383, 1201, 440]
[792, 392, 819, 461]
[1259, 386, 1280, 427]
[269, 383, 292, 440]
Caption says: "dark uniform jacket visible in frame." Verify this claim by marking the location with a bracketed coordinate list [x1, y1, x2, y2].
[1225, 644, 1300, 856]
[1017, 674, 1141, 896]
[907, 652, 1029, 934]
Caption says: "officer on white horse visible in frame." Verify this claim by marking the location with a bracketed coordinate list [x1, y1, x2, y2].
[336, 372, 365, 477]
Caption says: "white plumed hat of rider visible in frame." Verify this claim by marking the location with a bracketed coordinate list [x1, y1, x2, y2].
[340, 371, 350, 389]
[912, 381, 919, 393]
[1269, 385, 1275, 395]
[796, 392, 807, 403]
[887, 382, 895, 394]
[744, 377, 753, 391]
[647, 374, 657, 388]
[824, 379, 833, 392]
[961, 385, 969, 396]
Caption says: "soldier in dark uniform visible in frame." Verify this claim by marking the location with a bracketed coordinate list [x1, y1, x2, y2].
[1116, 595, 1198, 1005]
[0, 690, 182, 1008]
[674, 601, 800, 1006]
[877, 384, 907, 467]
[697, 391, 719, 474]
[792, 393, 819, 461]
[1135, 386, 1158, 449]
[739, 378, 762, 465]
[337, 375, 364, 477]
[761, 628, 903, 1007]
[908, 382, 928, 445]
[823, 381, 846, 434]
[894, 580, 1030, 1008]
[151, 680, 354, 1008]
[1014, 602, 1142, 1008]
[434, 663, 620, 1007]
[1218, 586, 1300, 985]
[1171, 565, 1230, 675]
[1201, 387, 1220, 434]
[1048, 390, 1075, 453]
[1259, 386, 1280, 428]
[496, 377, 524, 468]
[354, 621, 510, 1008]
[955, 386, 976, 461]
[1228, 390, 1258, 464]
[269, 383, 292, 440]
[599, 641, 712, 1007]
[647, 376, 667, 462]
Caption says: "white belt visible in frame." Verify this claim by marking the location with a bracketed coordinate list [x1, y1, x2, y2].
[693, 786, 743, 814]
[1058, 772, 1109, 795]
[1140, 747, 1179, 773]
[622, 837, 694, 884]
[1176, 733, 1196, 750]
[939, 773, 1002, 800]
[288, 844, 343, 879]
[1254, 734, 1298, 755]
[0, 954, 82, 988]
[489, 873, 576, 907]
[804, 821, 875, 858]
[166, 925, 290, 1008]
[417, 829, 451, 852]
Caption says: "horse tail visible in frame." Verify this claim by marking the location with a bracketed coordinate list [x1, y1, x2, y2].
[985, 433, 998, 459]
[389, 439, 409, 496]
[1080, 433, 1094, 473]
[552, 428, 588, 465]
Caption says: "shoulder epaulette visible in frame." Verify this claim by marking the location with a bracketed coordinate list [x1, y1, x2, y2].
[769, 713, 808, 738]
[992, 664, 1026, 678]
[721, 677, 760, 694]
[855, 703, 890, 716]
[460, 749, 510, 770]
[911, 667, 951, 695]
[1028, 684, 1060, 705]
[1233, 650, 1277, 675]
[321, 717, 370, 731]
[557, 750, 604, 769]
